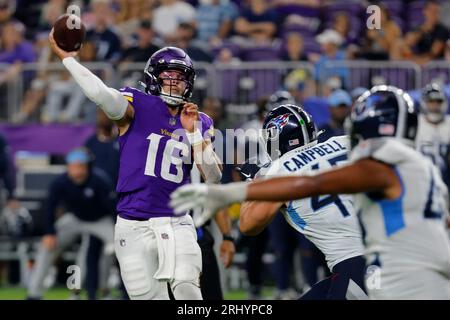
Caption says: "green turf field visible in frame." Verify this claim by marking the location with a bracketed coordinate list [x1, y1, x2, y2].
[0, 287, 275, 300]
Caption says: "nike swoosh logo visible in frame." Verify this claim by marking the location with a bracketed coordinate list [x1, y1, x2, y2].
[241, 172, 251, 178]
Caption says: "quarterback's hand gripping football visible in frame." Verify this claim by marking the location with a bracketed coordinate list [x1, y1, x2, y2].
[170, 183, 247, 227]
[49, 28, 78, 60]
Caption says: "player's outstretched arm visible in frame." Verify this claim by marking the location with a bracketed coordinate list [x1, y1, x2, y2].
[245, 158, 401, 202]
[170, 158, 401, 219]
[239, 201, 283, 236]
[49, 29, 132, 125]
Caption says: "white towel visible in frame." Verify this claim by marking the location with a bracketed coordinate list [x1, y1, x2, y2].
[150, 218, 176, 281]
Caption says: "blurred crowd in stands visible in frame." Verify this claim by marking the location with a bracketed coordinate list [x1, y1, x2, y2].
[0, 0, 449, 123]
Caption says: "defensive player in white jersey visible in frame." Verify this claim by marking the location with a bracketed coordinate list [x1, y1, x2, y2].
[240, 104, 366, 300]
[171, 85, 450, 299]
[416, 83, 450, 187]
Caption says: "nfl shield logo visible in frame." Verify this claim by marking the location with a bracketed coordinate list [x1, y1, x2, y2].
[169, 118, 177, 126]
[161, 233, 169, 240]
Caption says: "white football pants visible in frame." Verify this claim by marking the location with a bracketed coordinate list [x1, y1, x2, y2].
[114, 214, 203, 300]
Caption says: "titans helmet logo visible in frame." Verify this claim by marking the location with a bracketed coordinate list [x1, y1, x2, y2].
[266, 114, 291, 140]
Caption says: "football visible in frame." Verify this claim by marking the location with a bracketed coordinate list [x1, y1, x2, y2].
[52, 14, 86, 52]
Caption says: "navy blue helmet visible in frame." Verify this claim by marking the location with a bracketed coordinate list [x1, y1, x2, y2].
[347, 85, 418, 149]
[420, 83, 448, 123]
[143, 46, 196, 105]
[262, 104, 318, 159]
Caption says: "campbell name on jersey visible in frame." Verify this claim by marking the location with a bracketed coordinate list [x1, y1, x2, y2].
[350, 137, 450, 267]
[116, 87, 214, 220]
[263, 135, 364, 270]
[416, 115, 450, 186]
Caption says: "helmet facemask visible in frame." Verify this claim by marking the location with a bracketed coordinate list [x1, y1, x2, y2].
[422, 98, 448, 123]
[260, 125, 282, 161]
[420, 84, 448, 124]
[157, 70, 190, 106]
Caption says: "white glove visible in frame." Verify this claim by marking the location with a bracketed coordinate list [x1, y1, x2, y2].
[169, 182, 248, 227]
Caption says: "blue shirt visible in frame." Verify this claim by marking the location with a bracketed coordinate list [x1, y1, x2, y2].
[315, 50, 349, 87]
[196, 1, 238, 42]
[86, 28, 121, 63]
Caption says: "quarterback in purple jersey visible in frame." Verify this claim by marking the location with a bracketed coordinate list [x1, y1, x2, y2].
[49, 28, 222, 300]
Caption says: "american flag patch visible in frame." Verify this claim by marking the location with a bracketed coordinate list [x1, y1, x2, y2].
[289, 139, 300, 146]
[378, 124, 395, 135]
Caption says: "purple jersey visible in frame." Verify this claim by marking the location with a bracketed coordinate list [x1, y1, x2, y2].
[116, 87, 214, 220]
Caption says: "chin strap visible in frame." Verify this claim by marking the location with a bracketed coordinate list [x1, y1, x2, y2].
[160, 94, 184, 106]
[160, 88, 185, 106]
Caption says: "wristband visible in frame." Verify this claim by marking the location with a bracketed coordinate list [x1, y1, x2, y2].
[186, 130, 203, 146]
[223, 234, 234, 242]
